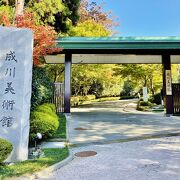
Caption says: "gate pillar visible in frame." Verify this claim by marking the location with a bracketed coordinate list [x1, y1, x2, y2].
[162, 54, 173, 115]
[64, 54, 72, 113]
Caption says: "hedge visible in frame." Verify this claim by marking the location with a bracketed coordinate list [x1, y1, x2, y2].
[120, 96, 136, 100]
[149, 93, 162, 105]
[30, 103, 59, 141]
[0, 138, 13, 163]
[139, 101, 152, 106]
[71, 95, 96, 106]
[35, 103, 56, 115]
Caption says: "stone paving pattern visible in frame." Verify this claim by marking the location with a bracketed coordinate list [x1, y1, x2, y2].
[38, 100, 180, 180]
[44, 136, 180, 180]
[68, 100, 180, 145]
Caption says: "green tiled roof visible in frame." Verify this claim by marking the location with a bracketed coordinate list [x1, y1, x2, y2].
[57, 37, 180, 50]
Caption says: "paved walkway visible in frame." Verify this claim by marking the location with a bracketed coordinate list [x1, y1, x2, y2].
[67, 100, 180, 145]
[43, 136, 180, 180]
[38, 100, 180, 180]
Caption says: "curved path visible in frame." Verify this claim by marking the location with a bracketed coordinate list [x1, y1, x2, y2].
[40, 100, 180, 180]
[67, 100, 180, 145]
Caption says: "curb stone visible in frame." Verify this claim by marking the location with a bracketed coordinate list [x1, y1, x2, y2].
[16, 150, 74, 180]
[33, 150, 74, 179]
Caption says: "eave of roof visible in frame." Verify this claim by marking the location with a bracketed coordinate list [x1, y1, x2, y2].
[56, 37, 180, 50]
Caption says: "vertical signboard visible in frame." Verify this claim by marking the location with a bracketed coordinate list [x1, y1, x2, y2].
[0, 27, 33, 161]
[165, 70, 172, 95]
[143, 87, 148, 101]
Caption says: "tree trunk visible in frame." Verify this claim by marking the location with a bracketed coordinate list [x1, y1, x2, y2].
[4, 0, 9, 5]
[15, 0, 24, 16]
[149, 77, 155, 95]
[54, 70, 59, 83]
[144, 76, 147, 87]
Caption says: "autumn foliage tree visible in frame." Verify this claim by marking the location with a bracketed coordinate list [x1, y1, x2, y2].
[79, 0, 119, 31]
[0, 12, 61, 65]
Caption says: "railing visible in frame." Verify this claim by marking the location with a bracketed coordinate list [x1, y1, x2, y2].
[52, 83, 64, 113]
[172, 83, 180, 114]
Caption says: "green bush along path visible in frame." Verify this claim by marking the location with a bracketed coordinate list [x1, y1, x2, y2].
[30, 103, 59, 142]
[0, 110, 68, 179]
[0, 138, 13, 164]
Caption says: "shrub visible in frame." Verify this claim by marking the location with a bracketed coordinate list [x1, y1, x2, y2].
[88, 79, 104, 98]
[83, 95, 96, 101]
[35, 103, 56, 114]
[46, 103, 56, 112]
[71, 96, 80, 107]
[30, 103, 59, 141]
[136, 105, 144, 111]
[0, 138, 13, 163]
[137, 100, 151, 111]
[139, 101, 152, 106]
[149, 93, 161, 105]
[120, 80, 135, 97]
[71, 95, 96, 106]
[120, 96, 136, 100]
[31, 66, 53, 110]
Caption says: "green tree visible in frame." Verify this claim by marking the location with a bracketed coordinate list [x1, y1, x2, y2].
[0, 5, 14, 24]
[72, 64, 122, 97]
[62, 0, 80, 25]
[53, 0, 80, 33]
[68, 20, 110, 37]
[172, 64, 180, 83]
[45, 64, 64, 83]
[0, 0, 81, 33]
[114, 64, 162, 95]
[27, 0, 66, 25]
[120, 80, 135, 96]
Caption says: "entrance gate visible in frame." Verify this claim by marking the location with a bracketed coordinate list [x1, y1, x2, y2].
[172, 83, 180, 115]
[44, 37, 180, 114]
[52, 82, 64, 113]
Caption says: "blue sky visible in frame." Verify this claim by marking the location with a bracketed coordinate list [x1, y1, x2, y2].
[95, 0, 180, 36]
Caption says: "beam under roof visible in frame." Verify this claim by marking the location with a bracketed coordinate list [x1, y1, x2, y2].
[45, 37, 180, 64]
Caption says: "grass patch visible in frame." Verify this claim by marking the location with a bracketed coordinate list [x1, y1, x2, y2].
[71, 96, 120, 107]
[95, 97, 120, 102]
[81, 97, 120, 105]
[0, 148, 69, 179]
[51, 113, 66, 139]
[136, 100, 155, 112]
[120, 96, 136, 100]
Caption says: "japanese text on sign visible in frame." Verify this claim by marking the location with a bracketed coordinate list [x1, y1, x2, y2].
[0, 51, 18, 127]
[166, 70, 172, 95]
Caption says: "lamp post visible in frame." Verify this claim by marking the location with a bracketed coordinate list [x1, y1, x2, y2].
[32, 133, 44, 159]
[34, 132, 42, 150]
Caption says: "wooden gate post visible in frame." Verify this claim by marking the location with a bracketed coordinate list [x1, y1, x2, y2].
[162, 54, 173, 115]
[64, 54, 72, 113]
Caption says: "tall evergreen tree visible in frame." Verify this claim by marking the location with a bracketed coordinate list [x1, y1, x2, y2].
[54, 0, 80, 33]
